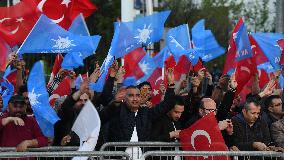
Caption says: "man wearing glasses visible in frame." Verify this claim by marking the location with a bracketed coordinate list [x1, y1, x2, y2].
[264, 95, 284, 128]
[0, 95, 48, 151]
[184, 97, 233, 133]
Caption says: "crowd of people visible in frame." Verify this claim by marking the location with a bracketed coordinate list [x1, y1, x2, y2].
[0, 52, 284, 156]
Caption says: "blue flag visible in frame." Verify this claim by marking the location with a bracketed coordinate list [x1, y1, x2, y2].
[280, 75, 284, 89]
[136, 53, 157, 83]
[68, 13, 90, 36]
[17, 14, 101, 55]
[153, 47, 171, 68]
[251, 32, 284, 69]
[111, 10, 171, 59]
[166, 24, 190, 60]
[123, 76, 137, 87]
[61, 13, 93, 69]
[61, 52, 84, 70]
[257, 62, 276, 73]
[27, 61, 60, 137]
[234, 24, 253, 61]
[191, 19, 225, 62]
[0, 80, 14, 111]
[2, 65, 16, 80]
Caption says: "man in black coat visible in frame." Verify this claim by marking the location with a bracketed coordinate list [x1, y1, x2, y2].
[232, 98, 272, 151]
[100, 69, 176, 142]
[150, 95, 185, 142]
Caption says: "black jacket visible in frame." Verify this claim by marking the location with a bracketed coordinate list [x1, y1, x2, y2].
[232, 113, 271, 151]
[100, 88, 176, 142]
[150, 115, 181, 142]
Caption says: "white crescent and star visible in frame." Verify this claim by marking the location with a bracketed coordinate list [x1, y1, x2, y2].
[191, 129, 212, 151]
[0, 17, 24, 35]
[240, 66, 251, 74]
[37, 0, 69, 24]
[154, 76, 163, 85]
[191, 129, 212, 159]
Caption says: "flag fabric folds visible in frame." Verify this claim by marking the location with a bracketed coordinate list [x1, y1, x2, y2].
[180, 112, 229, 160]
[251, 32, 284, 69]
[234, 23, 253, 61]
[72, 100, 101, 160]
[27, 61, 60, 137]
[17, 14, 101, 55]
[0, 37, 10, 72]
[61, 13, 93, 69]
[35, 0, 97, 29]
[111, 10, 171, 59]
[0, 0, 40, 46]
[223, 18, 244, 75]
[166, 24, 190, 61]
[191, 19, 225, 62]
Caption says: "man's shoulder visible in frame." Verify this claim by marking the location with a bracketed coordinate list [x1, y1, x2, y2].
[271, 118, 284, 129]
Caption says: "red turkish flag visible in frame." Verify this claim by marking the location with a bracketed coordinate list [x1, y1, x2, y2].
[0, 0, 40, 47]
[180, 112, 229, 160]
[49, 77, 71, 107]
[0, 38, 10, 72]
[35, 0, 97, 29]
[165, 55, 193, 81]
[223, 18, 244, 75]
[278, 39, 284, 65]
[174, 55, 192, 81]
[124, 48, 146, 80]
[258, 69, 270, 89]
[146, 68, 164, 105]
[48, 54, 63, 85]
[235, 58, 257, 95]
[249, 35, 268, 65]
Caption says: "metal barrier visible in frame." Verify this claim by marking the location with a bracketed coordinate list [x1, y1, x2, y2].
[100, 142, 181, 160]
[0, 146, 79, 152]
[140, 151, 284, 160]
[0, 151, 130, 160]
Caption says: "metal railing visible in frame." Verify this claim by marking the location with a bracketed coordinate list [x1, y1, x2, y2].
[140, 151, 284, 160]
[0, 146, 79, 152]
[100, 142, 181, 160]
[100, 142, 181, 151]
[0, 151, 130, 160]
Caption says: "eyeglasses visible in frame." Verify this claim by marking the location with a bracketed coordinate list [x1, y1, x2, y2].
[79, 99, 88, 102]
[203, 108, 218, 112]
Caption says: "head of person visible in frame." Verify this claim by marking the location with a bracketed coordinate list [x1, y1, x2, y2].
[199, 97, 217, 117]
[242, 98, 261, 126]
[125, 85, 141, 112]
[265, 95, 283, 117]
[18, 85, 32, 114]
[138, 81, 152, 104]
[168, 96, 185, 121]
[74, 92, 91, 111]
[8, 95, 27, 118]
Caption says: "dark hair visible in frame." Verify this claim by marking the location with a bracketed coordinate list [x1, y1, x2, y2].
[174, 95, 185, 106]
[137, 81, 152, 90]
[18, 84, 27, 95]
[243, 97, 260, 111]
[264, 95, 281, 107]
